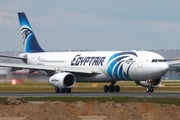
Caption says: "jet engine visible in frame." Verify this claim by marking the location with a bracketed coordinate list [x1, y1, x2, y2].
[49, 72, 76, 89]
[135, 78, 162, 88]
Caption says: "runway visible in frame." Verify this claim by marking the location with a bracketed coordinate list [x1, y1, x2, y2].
[0, 92, 180, 98]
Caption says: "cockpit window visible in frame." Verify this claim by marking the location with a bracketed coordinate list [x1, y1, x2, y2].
[151, 59, 166, 63]
[158, 59, 163, 62]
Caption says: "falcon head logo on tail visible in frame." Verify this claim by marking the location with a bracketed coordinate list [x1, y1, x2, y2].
[18, 12, 44, 53]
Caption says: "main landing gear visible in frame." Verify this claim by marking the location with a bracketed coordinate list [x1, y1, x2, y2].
[104, 82, 120, 92]
[55, 87, 71, 93]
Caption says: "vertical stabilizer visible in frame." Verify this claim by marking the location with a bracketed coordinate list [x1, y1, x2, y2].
[18, 12, 44, 53]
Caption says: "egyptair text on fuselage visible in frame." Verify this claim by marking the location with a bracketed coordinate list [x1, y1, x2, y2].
[71, 54, 106, 66]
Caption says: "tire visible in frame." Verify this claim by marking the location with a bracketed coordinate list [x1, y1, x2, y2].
[146, 86, 154, 93]
[115, 85, 120, 92]
[60, 88, 66, 93]
[55, 87, 60, 93]
[146, 87, 149, 92]
[66, 88, 71, 93]
[109, 85, 114, 92]
[150, 87, 154, 93]
[104, 85, 109, 92]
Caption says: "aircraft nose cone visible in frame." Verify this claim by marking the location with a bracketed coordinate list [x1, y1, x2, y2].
[158, 63, 169, 75]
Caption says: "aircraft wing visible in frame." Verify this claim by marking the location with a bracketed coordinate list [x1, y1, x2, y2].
[0, 54, 25, 60]
[167, 60, 180, 65]
[0, 63, 100, 74]
[0, 54, 27, 63]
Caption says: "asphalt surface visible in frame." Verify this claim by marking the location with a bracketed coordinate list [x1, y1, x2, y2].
[0, 92, 180, 98]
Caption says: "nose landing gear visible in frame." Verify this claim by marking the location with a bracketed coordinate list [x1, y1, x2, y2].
[104, 82, 120, 92]
[146, 85, 154, 93]
[146, 79, 154, 93]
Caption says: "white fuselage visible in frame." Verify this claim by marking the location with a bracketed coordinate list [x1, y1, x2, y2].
[20, 50, 169, 82]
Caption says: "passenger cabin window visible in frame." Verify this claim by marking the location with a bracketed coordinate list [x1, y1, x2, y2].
[151, 59, 166, 63]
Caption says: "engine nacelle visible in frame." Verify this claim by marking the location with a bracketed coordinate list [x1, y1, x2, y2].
[49, 72, 76, 89]
[135, 78, 162, 88]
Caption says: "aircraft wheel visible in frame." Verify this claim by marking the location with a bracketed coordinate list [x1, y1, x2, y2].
[60, 88, 66, 93]
[115, 85, 120, 92]
[146, 86, 154, 93]
[66, 88, 71, 93]
[104, 85, 109, 92]
[146, 87, 149, 92]
[150, 87, 154, 93]
[109, 85, 114, 92]
[55, 87, 60, 93]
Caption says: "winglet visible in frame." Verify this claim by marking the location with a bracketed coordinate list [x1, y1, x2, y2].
[18, 12, 44, 53]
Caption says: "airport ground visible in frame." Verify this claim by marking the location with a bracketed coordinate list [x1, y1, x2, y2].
[1, 79, 180, 92]
[0, 80, 180, 120]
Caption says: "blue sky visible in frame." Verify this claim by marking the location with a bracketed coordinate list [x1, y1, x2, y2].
[0, 1, 180, 51]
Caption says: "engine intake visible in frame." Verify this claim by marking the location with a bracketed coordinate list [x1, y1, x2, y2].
[49, 72, 76, 89]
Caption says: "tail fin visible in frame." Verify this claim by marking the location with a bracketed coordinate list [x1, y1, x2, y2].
[18, 12, 44, 53]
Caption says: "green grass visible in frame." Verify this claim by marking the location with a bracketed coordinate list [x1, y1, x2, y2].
[1, 81, 180, 105]
[1, 81, 180, 92]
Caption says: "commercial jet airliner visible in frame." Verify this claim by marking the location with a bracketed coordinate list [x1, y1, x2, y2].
[0, 12, 179, 93]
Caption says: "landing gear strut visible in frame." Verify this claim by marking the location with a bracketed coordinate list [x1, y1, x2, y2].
[55, 87, 71, 93]
[104, 82, 120, 92]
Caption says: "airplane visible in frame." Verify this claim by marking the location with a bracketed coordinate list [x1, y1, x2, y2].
[0, 12, 179, 93]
